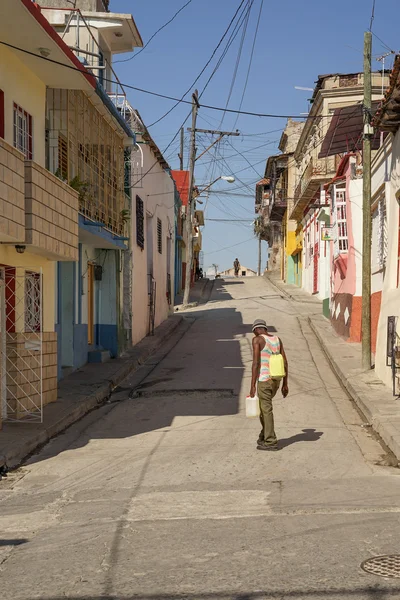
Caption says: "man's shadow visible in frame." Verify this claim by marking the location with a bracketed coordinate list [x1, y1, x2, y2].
[278, 428, 324, 449]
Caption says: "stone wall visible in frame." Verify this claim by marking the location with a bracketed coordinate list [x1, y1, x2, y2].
[0, 139, 25, 242]
[25, 162, 79, 261]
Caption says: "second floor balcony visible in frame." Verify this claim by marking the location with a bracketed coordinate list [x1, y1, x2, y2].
[0, 137, 79, 260]
[269, 188, 287, 221]
[291, 156, 337, 220]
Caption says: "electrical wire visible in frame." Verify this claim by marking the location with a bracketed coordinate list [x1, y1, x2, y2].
[203, 236, 256, 255]
[217, 0, 254, 129]
[146, 0, 248, 127]
[0, 39, 347, 121]
[115, 0, 193, 63]
[369, 0, 376, 32]
[232, 0, 264, 130]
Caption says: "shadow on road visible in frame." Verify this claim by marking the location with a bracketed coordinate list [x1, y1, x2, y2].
[30, 585, 400, 599]
[278, 428, 324, 449]
[0, 539, 28, 547]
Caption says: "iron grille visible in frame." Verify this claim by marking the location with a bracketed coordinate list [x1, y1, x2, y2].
[136, 195, 144, 249]
[157, 218, 162, 254]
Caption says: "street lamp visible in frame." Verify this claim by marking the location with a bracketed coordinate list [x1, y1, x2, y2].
[196, 175, 235, 196]
[183, 174, 235, 306]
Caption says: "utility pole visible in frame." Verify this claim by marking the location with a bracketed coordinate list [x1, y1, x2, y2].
[257, 233, 262, 276]
[183, 91, 199, 306]
[362, 31, 373, 370]
[178, 127, 184, 171]
[183, 121, 239, 305]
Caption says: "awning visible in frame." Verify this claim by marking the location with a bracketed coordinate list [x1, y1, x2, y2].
[319, 102, 382, 158]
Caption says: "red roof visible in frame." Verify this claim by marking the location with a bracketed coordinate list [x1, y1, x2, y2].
[171, 170, 190, 206]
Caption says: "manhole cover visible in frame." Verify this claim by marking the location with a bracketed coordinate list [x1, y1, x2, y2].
[361, 555, 400, 578]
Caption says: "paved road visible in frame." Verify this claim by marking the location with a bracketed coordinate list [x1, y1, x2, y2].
[1, 276, 400, 600]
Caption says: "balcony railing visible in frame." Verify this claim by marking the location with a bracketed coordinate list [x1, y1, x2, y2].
[294, 157, 336, 204]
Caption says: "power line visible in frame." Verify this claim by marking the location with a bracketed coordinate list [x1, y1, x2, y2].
[232, 0, 264, 130]
[146, 0, 248, 127]
[218, 0, 254, 129]
[225, 137, 263, 178]
[369, 0, 376, 31]
[115, 0, 193, 63]
[370, 31, 396, 54]
[203, 236, 256, 255]
[0, 39, 344, 121]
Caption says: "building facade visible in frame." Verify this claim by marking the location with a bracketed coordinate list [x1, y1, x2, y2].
[0, 0, 99, 424]
[373, 59, 400, 393]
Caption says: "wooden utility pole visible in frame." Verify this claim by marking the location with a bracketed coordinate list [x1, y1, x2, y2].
[362, 31, 373, 370]
[183, 91, 199, 306]
[257, 234, 262, 276]
[178, 127, 184, 171]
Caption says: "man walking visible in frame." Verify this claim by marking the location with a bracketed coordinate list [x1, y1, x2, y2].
[233, 258, 240, 277]
[250, 319, 288, 451]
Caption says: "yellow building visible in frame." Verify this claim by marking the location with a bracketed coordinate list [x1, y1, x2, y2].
[0, 0, 96, 425]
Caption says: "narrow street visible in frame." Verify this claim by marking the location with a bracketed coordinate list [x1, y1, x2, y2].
[2, 277, 400, 600]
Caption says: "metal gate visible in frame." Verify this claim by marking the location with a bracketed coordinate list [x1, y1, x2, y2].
[0, 267, 43, 423]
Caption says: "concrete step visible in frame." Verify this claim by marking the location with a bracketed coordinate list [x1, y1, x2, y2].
[87, 349, 111, 364]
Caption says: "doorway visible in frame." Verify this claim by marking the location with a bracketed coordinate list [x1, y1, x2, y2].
[87, 263, 94, 345]
[59, 262, 74, 368]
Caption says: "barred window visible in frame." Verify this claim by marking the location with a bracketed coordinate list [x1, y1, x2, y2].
[378, 196, 388, 269]
[13, 103, 33, 159]
[25, 271, 41, 333]
[332, 186, 348, 256]
[136, 195, 144, 249]
[157, 218, 162, 254]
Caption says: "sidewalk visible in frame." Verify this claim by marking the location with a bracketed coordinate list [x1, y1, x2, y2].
[0, 314, 183, 470]
[265, 272, 400, 464]
[265, 271, 321, 304]
[174, 277, 212, 309]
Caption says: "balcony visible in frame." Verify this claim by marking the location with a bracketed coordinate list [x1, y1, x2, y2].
[291, 156, 337, 220]
[193, 228, 202, 252]
[0, 139, 25, 243]
[25, 162, 79, 261]
[269, 188, 287, 221]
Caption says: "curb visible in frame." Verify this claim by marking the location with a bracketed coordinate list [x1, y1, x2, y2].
[264, 273, 321, 305]
[263, 273, 291, 299]
[308, 316, 400, 463]
[1, 315, 183, 469]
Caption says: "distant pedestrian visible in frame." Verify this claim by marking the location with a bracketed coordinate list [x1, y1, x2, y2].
[250, 318, 289, 451]
[234, 258, 240, 277]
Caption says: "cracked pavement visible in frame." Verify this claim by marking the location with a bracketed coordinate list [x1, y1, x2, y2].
[1, 277, 400, 600]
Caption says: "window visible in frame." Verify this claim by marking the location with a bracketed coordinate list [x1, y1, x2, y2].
[58, 134, 68, 181]
[157, 218, 162, 254]
[332, 186, 348, 256]
[136, 195, 144, 249]
[13, 103, 33, 159]
[25, 271, 41, 333]
[378, 196, 388, 269]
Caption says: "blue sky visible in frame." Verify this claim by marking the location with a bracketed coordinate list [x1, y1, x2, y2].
[112, 0, 399, 272]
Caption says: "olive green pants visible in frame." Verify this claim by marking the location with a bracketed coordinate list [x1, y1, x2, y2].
[258, 379, 280, 446]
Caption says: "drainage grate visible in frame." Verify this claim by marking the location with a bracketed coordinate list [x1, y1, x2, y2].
[361, 555, 400, 578]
